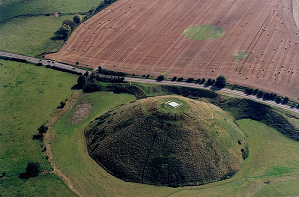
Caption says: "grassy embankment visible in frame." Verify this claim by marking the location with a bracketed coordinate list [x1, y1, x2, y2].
[0, 60, 76, 196]
[0, 0, 101, 57]
[49, 82, 299, 196]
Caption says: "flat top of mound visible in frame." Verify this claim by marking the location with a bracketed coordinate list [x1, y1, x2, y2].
[85, 96, 246, 187]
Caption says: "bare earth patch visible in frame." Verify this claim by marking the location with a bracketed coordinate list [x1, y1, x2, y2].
[70, 103, 92, 125]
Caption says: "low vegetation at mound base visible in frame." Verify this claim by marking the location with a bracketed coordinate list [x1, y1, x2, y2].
[184, 25, 225, 40]
[85, 95, 247, 187]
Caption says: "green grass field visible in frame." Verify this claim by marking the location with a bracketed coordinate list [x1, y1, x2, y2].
[0, 0, 100, 22]
[184, 25, 225, 40]
[0, 174, 76, 196]
[0, 59, 76, 195]
[49, 89, 299, 196]
[0, 15, 73, 57]
[0, 0, 103, 57]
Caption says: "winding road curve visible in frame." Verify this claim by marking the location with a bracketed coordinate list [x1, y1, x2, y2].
[1, 50, 299, 115]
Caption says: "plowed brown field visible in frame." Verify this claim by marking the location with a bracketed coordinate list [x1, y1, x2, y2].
[47, 0, 299, 99]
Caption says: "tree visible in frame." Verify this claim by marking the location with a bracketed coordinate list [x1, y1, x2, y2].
[62, 19, 76, 31]
[55, 24, 72, 39]
[77, 75, 87, 88]
[186, 78, 194, 83]
[98, 66, 103, 74]
[19, 162, 40, 179]
[207, 78, 213, 86]
[245, 88, 253, 95]
[157, 75, 165, 81]
[73, 14, 82, 24]
[215, 75, 227, 88]
[201, 78, 205, 84]
[276, 97, 282, 104]
[257, 91, 264, 98]
[38, 124, 48, 135]
[196, 78, 201, 84]
[171, 76, 177, 81]
[177, 77, 184, 82]
[282, 97, 289, 104]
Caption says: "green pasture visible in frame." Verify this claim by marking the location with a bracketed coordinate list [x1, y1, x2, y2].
[0, 60, 76, 195]
[0, 15, 72, 57]
[184, 25, 225, 40]
[0, 0, 100, 22]
[0, 174, 76, 196]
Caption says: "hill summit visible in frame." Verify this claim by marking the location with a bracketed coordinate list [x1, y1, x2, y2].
[85, 95, 246, 187]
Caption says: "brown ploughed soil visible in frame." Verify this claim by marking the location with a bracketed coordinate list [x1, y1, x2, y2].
[47, 0, 299, 99]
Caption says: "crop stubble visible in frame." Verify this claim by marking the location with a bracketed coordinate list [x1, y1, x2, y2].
[47, 0, 299, 98]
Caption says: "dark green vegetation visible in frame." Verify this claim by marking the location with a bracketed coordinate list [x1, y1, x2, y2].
[184, 25, 225, 40]
[0, 60, 76, 195]
[85, 96, 246, 186]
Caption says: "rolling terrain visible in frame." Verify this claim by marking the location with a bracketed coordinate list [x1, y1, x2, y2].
[48, 0, 299, 99]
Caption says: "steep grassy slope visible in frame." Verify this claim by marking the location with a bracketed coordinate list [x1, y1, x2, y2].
[85, 95, 246, 186]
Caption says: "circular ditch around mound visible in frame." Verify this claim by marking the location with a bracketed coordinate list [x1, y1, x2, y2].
[85, 96, 246, 187]
[184, 25, 225, 40]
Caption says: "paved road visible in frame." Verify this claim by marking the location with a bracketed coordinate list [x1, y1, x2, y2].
[0, 51, 87, 75]
[1, 50, 299, 114]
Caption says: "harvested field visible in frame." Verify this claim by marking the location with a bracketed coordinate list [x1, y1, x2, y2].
[47, 0, 299, 99]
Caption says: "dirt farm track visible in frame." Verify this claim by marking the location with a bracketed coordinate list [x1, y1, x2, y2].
[47, 0, 299, 99]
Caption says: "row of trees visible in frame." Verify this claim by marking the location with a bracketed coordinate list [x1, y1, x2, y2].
[245, 88, 291, 105]
[157, 75, 227, 88]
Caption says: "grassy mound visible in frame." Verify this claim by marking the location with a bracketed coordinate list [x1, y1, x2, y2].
[85, 95, 246, 187]
[184, 25, 225, 40]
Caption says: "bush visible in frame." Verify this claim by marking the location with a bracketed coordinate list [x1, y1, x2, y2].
[201, 78, 205, 84]
[171, 76, 177, 81]
[215, 75, 227, 88]
[83, 81, 103, 93]
[156, 75, 165, 81]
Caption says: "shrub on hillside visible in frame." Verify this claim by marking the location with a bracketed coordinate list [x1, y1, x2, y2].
[171, 76, 177, 81]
